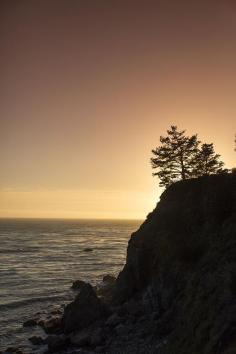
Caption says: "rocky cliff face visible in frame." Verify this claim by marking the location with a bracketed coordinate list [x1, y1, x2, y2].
[114, 173, 236, 354]
[25, 174, 236, 354]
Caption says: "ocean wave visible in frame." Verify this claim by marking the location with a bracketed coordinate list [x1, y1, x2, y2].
[0, 294, 68, 311]
[0, 219, 139, 353]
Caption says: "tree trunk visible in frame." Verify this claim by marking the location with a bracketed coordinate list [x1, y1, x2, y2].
[180, 155, 186, 180]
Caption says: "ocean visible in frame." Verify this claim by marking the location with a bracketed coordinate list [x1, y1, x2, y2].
[0, 218, 141, 353]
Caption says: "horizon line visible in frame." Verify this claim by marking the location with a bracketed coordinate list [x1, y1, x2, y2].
[0, 216, 143, 221]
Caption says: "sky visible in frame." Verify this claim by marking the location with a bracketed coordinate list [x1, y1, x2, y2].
[1, 0, 236, 219]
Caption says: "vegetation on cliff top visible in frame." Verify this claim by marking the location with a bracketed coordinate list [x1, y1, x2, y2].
[151, 126, 226, 187]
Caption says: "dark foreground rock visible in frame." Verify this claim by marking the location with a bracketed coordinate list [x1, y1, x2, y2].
[62, 282, 110, 333]
[46, 334, 68, 352]
[23, 319, 37, 327]
[71, 279, 88, 290]
[39, 316, 62, 334]
[4, 348, 24, 354]
[28, 336, 45, 345]
[95, 274, 116, 304]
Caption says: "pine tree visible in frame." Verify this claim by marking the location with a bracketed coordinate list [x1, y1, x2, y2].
[193, 143, 225, 176]
[151, 126, 200, 187]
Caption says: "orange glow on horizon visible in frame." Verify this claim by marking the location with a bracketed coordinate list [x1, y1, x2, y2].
[1, 1, 236, 219]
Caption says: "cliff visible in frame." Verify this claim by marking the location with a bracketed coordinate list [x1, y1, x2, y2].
[25, 173, 236, 354]
[113, 173, 236, 354]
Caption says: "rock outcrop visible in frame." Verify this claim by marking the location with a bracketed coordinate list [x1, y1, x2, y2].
[62, 282, 110, 333]
[24, 173, 235, 354]
[113, 173, 236, 354]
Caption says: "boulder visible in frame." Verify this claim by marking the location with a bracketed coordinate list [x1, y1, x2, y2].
[50, 307, 63, 316]
[23, 319, 37, 327]
[102, 275, 116, 284]
[96, 275, 116, 304]
[71, 279, 88, 290]
[69, 324, 104, 348]
[28, 336, 45, 345]
[70, 330, 91, 347]
[39, 316, 62, 334]
[46, 334, 67, 352]
[4, 348, 23, 354]
[62, 282, 110, 333]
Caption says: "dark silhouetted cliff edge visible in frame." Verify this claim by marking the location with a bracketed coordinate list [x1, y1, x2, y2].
[113, 173, 236, 354]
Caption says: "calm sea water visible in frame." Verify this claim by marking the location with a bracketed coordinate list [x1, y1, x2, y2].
[0, 218, 140, 353]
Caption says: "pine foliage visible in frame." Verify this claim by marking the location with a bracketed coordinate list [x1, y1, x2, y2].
[151, 126, 225, 188]
[193, 143, 224, 177]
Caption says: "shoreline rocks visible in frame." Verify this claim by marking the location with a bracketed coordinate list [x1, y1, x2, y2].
[38, 316, 63, 334]
[28, 336, 45, 345]
[47, 334, 68, 352]
[22, 319, 37, 327]
[63, 282, 110, 334]
[95, 275, 116, 304]
[71, 279, 88, 290]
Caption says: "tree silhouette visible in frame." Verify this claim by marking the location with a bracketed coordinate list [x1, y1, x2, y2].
[151, 126, 227, 188]
[151, 126, 200, 187]
[192, 143, 225, 177]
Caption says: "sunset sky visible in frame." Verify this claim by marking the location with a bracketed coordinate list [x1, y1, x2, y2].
[1, 0, 236, 219]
